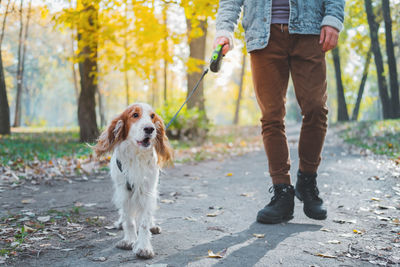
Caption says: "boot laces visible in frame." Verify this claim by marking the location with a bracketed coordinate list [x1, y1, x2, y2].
[268, 185, 291, 205]
[303, 178, 322, 201]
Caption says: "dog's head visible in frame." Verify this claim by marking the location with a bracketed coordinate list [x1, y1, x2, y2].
[94, 103, 173, 166]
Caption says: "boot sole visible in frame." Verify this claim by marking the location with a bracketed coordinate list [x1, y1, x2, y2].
[295, 192, 327, 220]
[256, 214, 294, 224]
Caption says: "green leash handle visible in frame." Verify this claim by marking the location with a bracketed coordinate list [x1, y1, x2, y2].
[210, 44, 226, 73]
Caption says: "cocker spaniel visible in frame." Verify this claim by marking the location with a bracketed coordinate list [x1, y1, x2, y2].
[94, 103, 173, 259]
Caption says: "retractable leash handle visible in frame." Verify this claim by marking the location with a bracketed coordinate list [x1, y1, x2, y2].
[210, 44, 226, 73]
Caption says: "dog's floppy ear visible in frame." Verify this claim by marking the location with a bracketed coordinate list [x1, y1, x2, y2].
[154, 114, 173, 166]
[94, 116, 125, 158]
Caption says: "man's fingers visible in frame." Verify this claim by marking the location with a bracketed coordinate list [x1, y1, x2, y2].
[323, 32, 332, 51]
[319, 27, 325, 45]
[320, 26, 339, 52]
[214, 37, 230, 55]
[222, 45, 229, 55]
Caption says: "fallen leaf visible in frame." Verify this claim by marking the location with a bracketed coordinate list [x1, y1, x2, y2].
[226, 173, 233, 177]
[160, 199, 174, 204]
[91, 256, 107, 262]
[371, 197, 381, 201]
[184, 217, 197, 222]
[37, 216, 50, 223]
[353, 229, 364, 235]
[24, 225, 35, 233]
[378, 205, 396, 210]
[315, 253, 337, 258]
[253, 233, 265, 238]
[377, 216, 390, 221]
[21, 199, 36, 204]
[207, 248, 227, 258]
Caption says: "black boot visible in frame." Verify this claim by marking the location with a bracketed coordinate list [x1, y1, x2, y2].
[256, 184, 295, 224]
[295, 170, 327, 220]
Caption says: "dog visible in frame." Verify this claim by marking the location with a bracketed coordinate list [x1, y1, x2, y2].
[94, 103, 173, 259]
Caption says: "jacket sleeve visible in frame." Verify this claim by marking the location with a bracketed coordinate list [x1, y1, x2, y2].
[215, 0, 244, 50]
[321, 0, 345, 32]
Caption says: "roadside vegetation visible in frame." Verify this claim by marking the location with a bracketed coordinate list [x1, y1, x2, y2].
[338, 119, 400, 161]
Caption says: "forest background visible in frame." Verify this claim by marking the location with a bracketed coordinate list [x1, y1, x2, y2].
[0, 0, 399, 162]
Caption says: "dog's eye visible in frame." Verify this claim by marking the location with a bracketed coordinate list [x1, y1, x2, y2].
[133, 113, 139, 118]
[151, 114, 155, 119]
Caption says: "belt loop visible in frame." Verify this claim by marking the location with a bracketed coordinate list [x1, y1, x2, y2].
[281, 24, 284, 33]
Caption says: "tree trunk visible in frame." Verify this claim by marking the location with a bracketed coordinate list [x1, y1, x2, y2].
[352, 48, 372, 121]
[186, 19, 207, 112]
[14, 0, 24, 127]
[365, 0, 392, 118]
[0, 0, 11, 134]
[163, 3, 168, 104]
[382, 0, 399, 118]
[331, 47, 349, 121]
[77, 0, 99, 142]
[233, 52, 246, 125]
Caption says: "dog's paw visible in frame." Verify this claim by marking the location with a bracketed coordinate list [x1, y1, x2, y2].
[150, 226, 161, 235]
[116, 240, 133, 250]
[134, 246, 154, 259]
[114, 221, 123, 230]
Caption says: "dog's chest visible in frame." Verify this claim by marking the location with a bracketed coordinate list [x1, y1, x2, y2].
[117, 154, 158, 193]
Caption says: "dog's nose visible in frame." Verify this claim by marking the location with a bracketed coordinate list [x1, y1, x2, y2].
[144, 127, 155, 134]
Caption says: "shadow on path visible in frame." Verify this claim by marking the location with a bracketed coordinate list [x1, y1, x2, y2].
[156, 222, 322, 266]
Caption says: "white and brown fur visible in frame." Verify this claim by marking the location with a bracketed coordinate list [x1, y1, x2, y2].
[94, 103, 173, 259]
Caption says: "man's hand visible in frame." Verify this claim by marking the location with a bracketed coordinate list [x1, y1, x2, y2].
[320, 26, 339, 52]
[213, 37, 230, 55]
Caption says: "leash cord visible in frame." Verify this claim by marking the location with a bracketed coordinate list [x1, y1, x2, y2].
[165, 68, 209, 129]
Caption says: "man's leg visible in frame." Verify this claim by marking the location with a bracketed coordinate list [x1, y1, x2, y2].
[289, 34, 328, 220]
[250, 24, 291, 185]
[251, 24, 295, 224]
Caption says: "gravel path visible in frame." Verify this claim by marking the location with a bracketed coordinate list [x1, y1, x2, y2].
[2, 125, 400, 266]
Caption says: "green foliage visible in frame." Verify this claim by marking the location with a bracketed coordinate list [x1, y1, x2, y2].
[339, 120, 400, 158]
[157, 99, 210, 141]
[0, 129, 92, 166]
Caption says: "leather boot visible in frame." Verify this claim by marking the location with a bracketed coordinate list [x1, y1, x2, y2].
[295, 170, 327, 220]
[257, 184, 295, 224]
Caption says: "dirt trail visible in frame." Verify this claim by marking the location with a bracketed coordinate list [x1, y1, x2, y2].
[1, 125, 400, 266]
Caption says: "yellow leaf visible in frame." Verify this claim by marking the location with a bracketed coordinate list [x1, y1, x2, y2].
[316, 253, 337, 258]
[207, 248, 227, 258]
[226, 173, 233, 177]
[353, 229, 364, 234]
[253, 233, 265, 238]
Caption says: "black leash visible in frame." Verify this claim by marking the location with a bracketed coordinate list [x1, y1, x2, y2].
[165, 43, 225, 130]
[165, 68, 208, 129]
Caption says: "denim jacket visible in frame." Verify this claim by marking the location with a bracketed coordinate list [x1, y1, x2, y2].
[215, 0, 345, 52]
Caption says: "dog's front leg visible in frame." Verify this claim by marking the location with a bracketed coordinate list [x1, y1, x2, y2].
[133, 201, 156, 259]
[116, 206, 137, 250]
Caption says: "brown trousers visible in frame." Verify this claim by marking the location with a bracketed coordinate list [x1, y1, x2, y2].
[250, 24, 328, 185]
